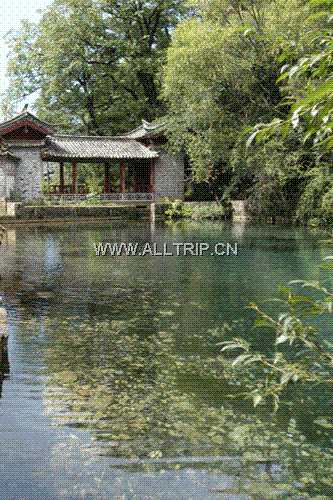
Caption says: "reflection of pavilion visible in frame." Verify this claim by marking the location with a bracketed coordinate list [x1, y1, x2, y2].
[0, 229, 16, 247]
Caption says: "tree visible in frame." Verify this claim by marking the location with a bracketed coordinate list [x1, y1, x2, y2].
[3, 0, 187, 134]
[162, 0, 316, 189]
[243, 0, 333, 222]
[250, 1, 333, 151]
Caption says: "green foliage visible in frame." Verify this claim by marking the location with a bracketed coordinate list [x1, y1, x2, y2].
[163, 0, 314, 185]
[231, 131, 310, 218]
[248, 1, 333, 150]
[163, 0, 333, 222]
[296, 165, 333, 223]
[164, 200, 231, 220]
[3, 0, 187, 134]
[190, 202, 231, 220]
[217, 253, 333, 415]
[164, 198, 193, 219]
[78, 164, 104, 194]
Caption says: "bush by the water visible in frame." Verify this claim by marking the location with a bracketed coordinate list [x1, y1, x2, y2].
[164, 199, 231, 221]
[190, 203, 230, 221]
[164, 199, 193, 219]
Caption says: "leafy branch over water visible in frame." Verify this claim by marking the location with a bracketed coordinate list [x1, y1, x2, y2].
[216, 250, 333, 427]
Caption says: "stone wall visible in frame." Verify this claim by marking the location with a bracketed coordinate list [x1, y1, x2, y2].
[154, 147, 184, 200]
[0, 199, 6, 216]
[0, 159, 15, 199]
[0, 165, 6, 199]
[3, 204, 158, 221]
[10, 146, 44, 200]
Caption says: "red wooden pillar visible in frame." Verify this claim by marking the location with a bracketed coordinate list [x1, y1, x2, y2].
[149, 159, 155, 194]
[134, 169, 139, 193]
[104, 163, 110, 193]
[71, 161, 78, 194]
[59, 162, 65, 194]
[120, 161, 126, 193]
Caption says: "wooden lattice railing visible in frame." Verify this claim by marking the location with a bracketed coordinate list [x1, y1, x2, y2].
[44, 192, 155, 202]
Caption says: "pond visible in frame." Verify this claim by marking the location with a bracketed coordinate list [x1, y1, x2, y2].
[0, 221, 332, 499]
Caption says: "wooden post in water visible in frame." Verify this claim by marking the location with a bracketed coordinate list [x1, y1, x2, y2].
[150, 202, 156, 223]
[0, 307, 9, 397]
[0, 224, 6, 246]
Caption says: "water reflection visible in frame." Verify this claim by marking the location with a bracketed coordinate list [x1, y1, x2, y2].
[0, 222, 332, 498]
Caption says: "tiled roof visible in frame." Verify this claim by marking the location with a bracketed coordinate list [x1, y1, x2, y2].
[42, 135, 158, 161]
[122, 120, 166, 139]
[0, 111, 55, 134]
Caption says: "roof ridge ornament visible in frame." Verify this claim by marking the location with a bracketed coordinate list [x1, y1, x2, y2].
[0, 140, 20, 161]
[142, 119, 151, 128]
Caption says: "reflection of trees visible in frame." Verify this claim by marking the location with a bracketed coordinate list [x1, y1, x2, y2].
[40, 316, 333, 498]
[43, 317, 191, 458]
[0, 223, 169, 322]
[1, 223, 332, 496]
[0, 305, 9, 398]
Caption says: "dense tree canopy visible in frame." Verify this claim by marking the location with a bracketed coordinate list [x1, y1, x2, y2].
[162, 0, 332, 220]
[3, 0, 186, 134]
[252, 0, 333, 150]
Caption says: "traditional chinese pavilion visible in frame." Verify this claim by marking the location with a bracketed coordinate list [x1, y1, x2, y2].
[0, 111, 184, 201]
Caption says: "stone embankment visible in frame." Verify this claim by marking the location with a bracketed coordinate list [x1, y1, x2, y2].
[0, 202, 167, 223]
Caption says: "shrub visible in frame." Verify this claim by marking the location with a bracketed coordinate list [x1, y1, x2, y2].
[164, 199, 232, 221]
[164, 199, 193, 219]
[190, 203, 229, 220]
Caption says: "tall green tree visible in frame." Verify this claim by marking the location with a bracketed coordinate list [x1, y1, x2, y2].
[250, 0, 333, 150]
[3, 0, 186, 134]
[162, 0, 320, 200]
[245, 0, 333, 223]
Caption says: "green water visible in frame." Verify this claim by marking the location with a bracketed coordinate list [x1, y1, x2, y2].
[0, 221, 332, 499]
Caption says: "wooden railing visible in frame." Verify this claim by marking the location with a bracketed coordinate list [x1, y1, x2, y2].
[48, 185, 87, 194]
[44, 192, 155, 203]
